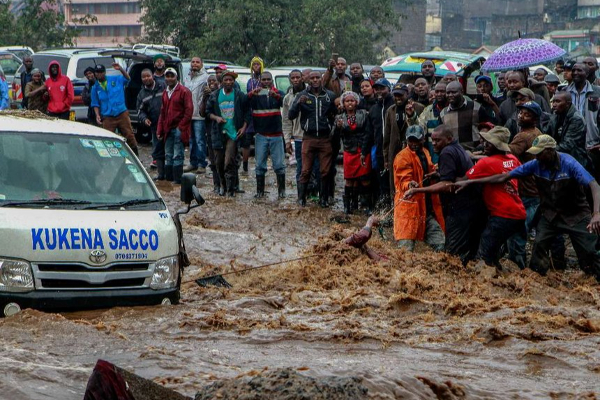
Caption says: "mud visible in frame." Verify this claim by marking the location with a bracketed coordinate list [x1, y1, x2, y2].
[1, 143, 599, 399]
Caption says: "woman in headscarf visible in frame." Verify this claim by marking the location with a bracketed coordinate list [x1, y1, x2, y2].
[24, 68, 48, 113]
[0, 66, 9, 110]
[333, 91, 372, 214]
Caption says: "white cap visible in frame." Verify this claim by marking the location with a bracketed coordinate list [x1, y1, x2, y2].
[165, 67, 178, 77]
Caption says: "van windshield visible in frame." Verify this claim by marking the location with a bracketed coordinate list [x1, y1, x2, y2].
[0, 132, 163, 210]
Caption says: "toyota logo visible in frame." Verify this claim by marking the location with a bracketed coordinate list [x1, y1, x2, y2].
[89, 250, 107, 264]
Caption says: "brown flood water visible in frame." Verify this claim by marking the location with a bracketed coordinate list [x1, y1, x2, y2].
[1, 144, 599, 399]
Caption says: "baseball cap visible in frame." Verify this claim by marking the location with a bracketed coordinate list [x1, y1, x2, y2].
[153, 54, 166, 62]
[564, 60, 576, 70]
[475, 75, 492, 85]
[406, 125, 425, 140]
[214, 64, 228, 71]
[164, 67, 178, 77]
[372, 78, 391, 89]
[392, 83, 409, 95]
[527, 134, 557, 155]
[544, 74, 560, 84]
[516, 101, 542, 117]
[512, 87, 535, 100]
[479, 126, 511, 152]
[94, 64, 106, 73]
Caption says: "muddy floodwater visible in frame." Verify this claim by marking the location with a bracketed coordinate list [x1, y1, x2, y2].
[1, 144, 599, 399]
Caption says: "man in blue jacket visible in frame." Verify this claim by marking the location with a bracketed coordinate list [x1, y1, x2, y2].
[248, 71, 288, 198]
[91, 63, 139, 155]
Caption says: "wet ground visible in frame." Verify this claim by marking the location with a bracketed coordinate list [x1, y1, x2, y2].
[1, 144, 599, 399]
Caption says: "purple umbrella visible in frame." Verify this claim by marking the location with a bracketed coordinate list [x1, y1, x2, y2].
[481, 38, 566, 72]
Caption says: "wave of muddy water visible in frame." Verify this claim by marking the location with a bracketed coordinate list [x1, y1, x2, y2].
[1, 145, 599, 399]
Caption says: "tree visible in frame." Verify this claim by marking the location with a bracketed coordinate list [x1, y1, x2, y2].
[0, 0, 95, 50]
[140, 0, 402, 65]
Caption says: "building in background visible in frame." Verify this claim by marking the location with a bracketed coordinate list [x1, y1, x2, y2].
[384, 0, 427, 55]
[63, 0, 143, 47]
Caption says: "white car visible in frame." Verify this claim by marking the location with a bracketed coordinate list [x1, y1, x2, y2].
[0, 114, 203, 317]
[13, 49, 126, 120]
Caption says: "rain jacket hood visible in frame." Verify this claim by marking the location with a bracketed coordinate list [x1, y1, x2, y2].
[48, 60, 63, 80]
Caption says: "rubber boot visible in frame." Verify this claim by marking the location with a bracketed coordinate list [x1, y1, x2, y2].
[255, 175, 265, 198]
[343, 186, 352, 215]
[319, 180, 329, 208]
[173, 165, 183, 184]
[165, 165, 174, 182]
[226, 176, 235, 197]
[154, 160, 165, 181]
[276, 174, 286, 198]
[212, 169, 221, 194]
[235, 172, 245, 193]
[298, 182, 307, 207]
[351, 186, 359, 213]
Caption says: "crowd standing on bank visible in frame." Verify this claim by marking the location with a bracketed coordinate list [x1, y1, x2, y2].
[13, 53, 600, 282]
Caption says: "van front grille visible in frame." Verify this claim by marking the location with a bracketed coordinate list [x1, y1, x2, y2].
[40, 278, 146, 289]
[37, 263, 150, 272]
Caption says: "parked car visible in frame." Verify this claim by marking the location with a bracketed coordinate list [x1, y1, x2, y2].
[0, 46, 34, 61]
[382, 51, 486, 95]
[12, 49, 125, 118]
[0, 52, 23, 108]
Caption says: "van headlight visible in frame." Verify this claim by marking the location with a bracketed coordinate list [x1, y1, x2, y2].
[0, 259, 34, 292]
[150, 256, 179, 289]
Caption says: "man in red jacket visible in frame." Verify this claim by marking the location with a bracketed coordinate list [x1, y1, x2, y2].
[157, 67, 193, 184]
[45, 60, 74, 120]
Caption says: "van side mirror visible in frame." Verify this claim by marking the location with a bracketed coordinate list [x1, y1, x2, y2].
[180, 173, 205, 205]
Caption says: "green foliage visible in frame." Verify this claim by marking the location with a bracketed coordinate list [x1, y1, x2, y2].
[0, 0, 95, 50]
[140, 0, 402, 65]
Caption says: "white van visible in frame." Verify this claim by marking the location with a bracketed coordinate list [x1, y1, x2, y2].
[0, 113, 203, 317]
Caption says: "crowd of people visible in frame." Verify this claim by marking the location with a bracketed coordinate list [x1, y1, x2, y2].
[9, 52, 600, 281]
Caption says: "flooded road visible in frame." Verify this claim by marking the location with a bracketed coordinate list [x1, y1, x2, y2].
[1, 144, 599, 399]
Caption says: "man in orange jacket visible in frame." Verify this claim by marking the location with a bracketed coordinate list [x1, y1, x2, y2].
[393, 125, 445, 251]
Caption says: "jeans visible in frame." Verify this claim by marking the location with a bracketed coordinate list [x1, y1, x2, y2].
[507, 196, 540, 269]
[478, 216, 526, 268]
[530, 215, 600, 278]
[398, 215, 445, 252]
[255, 134, 286, 176]
[151, 126, 165, 161]
[190, 120, 208, 168]
[165, 128, 184, 167]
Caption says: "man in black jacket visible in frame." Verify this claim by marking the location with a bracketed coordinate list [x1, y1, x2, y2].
[362, 78, 395, 206]
[548, 91, 591, 171]
[289, 70, 337, 207]
[137, 69, 165, 179]
[20, 56, 34, 109]
[81, 67, 97, 125]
